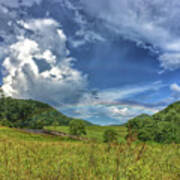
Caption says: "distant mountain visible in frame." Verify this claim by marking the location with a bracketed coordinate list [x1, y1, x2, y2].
[127, 102, 180, 143]
[0, 97, 92, 129]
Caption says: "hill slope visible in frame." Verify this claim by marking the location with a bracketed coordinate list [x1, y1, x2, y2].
[153, 101, 180, 123]
[127, 101, 180, 143]
[0, 97, 91, 129]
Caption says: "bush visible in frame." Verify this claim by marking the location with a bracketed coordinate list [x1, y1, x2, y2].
[103, 129, 118, 143]
[69, 120, 87, 136]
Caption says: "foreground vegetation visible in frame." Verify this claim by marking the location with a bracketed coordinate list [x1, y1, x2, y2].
[0, 126, 179, 180]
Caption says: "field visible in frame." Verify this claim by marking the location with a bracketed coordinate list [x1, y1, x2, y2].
[44, 125, 128, 143]
[0, 126, 179, 180]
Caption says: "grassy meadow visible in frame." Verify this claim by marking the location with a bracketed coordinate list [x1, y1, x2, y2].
[0, 126, 179, 180]
[44, 125, 128, 143]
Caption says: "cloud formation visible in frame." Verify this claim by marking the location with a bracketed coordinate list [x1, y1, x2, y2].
[81, 0, 180, 70]
[0, 0, 41, 8]
[1, 18, 87, 107]
[62, 0, 106, 48]
[171, 83, 180, 93]
[63, 81, 163, 124]
[170, 83, 180, 98]
[62, 102, 159, 125]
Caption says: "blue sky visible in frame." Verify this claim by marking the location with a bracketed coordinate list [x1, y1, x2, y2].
[0, 0, 180, 124]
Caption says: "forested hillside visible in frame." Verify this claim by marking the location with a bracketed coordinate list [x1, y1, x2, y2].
[0, 97, 91, 129]
[127, 102, 180, 143]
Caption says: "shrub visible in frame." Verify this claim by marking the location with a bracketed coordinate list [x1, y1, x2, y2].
[103, 129, 118, 143]
[69, 120, 87, 136]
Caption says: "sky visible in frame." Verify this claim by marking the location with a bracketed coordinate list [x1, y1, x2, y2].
[0, 0, 180, 125]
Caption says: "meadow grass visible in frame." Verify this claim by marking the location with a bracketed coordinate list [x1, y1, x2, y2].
[0, 126, 179, 180]
[44, 125, 128, 143]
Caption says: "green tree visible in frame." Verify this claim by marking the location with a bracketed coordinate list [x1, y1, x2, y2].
[103, 129, 118, 143]
[69, 120, 87, 136]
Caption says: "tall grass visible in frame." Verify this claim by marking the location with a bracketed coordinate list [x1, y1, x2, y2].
[0, 127, 179, 179]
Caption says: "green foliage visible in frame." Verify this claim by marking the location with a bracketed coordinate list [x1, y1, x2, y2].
[127, 102, 180, 143]
[0, 96, 91, 129]
[103, 129, 118, 143]
[69, 120, 87, 136]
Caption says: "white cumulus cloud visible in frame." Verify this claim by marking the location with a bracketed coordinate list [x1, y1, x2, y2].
[108, 107, 129, 117]
[1, 18, 87, 107]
